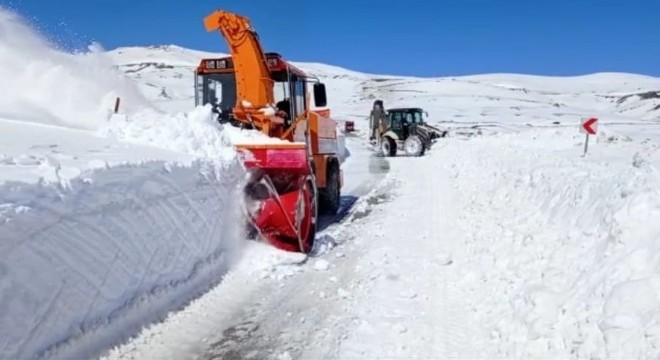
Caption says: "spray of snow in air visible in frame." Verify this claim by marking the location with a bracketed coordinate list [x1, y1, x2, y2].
[0, 7, 150, 130]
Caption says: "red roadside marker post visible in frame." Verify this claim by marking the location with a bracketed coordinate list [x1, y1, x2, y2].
[580, 117, 598, 157]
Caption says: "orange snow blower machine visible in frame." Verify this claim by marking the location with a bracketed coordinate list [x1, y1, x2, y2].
[195, 9, 343, 253]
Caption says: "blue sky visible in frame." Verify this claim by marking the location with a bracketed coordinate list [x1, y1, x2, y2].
[4, 0, 659, 77]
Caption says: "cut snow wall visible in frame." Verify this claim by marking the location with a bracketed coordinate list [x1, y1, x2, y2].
[450, 129, 660, 358]
[0, 158, 246, 359]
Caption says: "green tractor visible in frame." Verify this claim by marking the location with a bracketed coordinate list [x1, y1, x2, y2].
[379, 107, 447, 157]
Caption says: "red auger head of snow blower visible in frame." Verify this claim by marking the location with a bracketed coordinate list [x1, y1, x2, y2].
[238, 143, 317, 254]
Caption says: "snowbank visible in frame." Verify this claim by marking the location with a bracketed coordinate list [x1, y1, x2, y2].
[0, 7, 249, 359]
[100, 104, 296, 154]
[0, 108, 250, 359]
[448, 128, 660, 357]
[0, 156, 245, 359]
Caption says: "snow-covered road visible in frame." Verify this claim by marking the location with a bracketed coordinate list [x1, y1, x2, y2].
[190, 141, 471, 359]
[104, 125, 660, 359]
[317, 135, 389, 232]
[104, 132, 471, 360]
[101, 135, 393, 359]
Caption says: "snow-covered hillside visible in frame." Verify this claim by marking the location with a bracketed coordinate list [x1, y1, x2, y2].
[107, 45, 660, 131]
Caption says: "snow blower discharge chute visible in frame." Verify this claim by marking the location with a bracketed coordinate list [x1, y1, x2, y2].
[196, 9, 343, 253]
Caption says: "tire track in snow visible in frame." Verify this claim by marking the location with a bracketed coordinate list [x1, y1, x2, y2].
[196, 199, 388, 359]
[397, 155, 472, 356]
[428, 158, 473, 357]
[193, 147, 392, 360]
[320, 150, 474, 358]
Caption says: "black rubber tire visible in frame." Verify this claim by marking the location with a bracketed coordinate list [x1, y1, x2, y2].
[245, 220, 259, 240]
[381, 137, 397, 157]
[404, 135, 424, 156]
[300, 179, 318, 254]
[319, 162, 340, 215]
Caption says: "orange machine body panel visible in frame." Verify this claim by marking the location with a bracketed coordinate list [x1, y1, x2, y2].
[197, 53, 307, 78]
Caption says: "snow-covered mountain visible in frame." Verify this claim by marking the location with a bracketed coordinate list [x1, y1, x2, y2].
[106, 44, 660, 131]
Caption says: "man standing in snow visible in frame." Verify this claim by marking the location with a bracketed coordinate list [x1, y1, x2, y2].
[369, 100, 388, 145]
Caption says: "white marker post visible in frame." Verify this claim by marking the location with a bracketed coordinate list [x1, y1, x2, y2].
[580, 117, 598, 157]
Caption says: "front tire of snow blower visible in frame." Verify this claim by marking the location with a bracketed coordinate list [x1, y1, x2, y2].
[299, 179, 318, 254]
[381, 136, 397, 157]
[319, 160, 340, 215]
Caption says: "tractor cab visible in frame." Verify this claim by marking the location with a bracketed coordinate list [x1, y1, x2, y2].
[378, 107, 447, 157]
[384, 107, 428, 140]
[386, 107, 447, 139]
[194, 52, 327, 127]
[386, 108, 428, 130]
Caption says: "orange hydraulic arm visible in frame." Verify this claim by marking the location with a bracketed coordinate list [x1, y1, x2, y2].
[204, 10, 281, 135]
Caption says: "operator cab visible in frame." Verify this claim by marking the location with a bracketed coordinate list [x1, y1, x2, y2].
[195, 52, 327, 126]
[387, 108, 428, 129]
